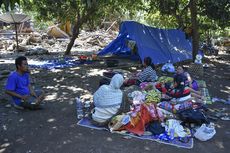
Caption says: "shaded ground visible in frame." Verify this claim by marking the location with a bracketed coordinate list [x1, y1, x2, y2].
[0, 50, 229, 153]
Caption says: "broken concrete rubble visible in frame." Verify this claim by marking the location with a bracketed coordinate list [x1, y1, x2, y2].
[0, 28, 117, 56]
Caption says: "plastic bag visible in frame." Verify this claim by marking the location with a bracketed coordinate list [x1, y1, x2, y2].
[194, 124, 216, 141]
[195, 54, 203, 64]
[161, 62, 175, 73]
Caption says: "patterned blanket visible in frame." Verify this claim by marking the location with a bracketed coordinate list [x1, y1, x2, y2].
[197, 80, 212, 104]
[77, 118, 194, 149]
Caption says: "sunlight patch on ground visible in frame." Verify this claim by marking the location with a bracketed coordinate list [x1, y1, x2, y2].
[30, 70, 40, 74]
[46, 86, 56, 89]
[144, 146, 150, 151]
[62, 92, 68, 95]
[73, 73, 81, 77]
[45, 93, 57, 101]
[213, 59, 230, 65]
[54, 77, 65, 82]
[65, 86, 84, 92]
[215, 141, 224, 149]
[50, 69, 63, 73]
[130, 67, 137, 70]
[0, 59, 14, 64]
[52, 126, 57, 130]
[220, 88, 230, 94]
[0, 143, 10, 148]
[215, 124, 220, 128]
[47, 118, 56, 122]
[0, 148, 6, 153]
[63, 140, 72, 144]
[106, 137, 113, 142]
[83, 89, 91, 93]
[2, 125, 7, 131]
[70, 67, 81, 70]
[0, 141, 11, 153]
[57, 96, 71, 101]
[28, 60, 47, 65]
[87, 69, 106, 76]
[16, 138, 25, 144]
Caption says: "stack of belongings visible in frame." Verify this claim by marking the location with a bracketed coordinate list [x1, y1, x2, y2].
[108, 74, 216, 144]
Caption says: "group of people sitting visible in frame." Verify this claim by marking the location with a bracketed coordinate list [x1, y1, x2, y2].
[5, 56, 203, 127]
[90, 57, 203, 126]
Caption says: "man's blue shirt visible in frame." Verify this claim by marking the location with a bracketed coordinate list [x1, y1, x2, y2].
[5, 71, 30, 105]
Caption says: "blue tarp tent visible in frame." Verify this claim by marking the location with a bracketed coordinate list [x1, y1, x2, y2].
[98, 21, 192, 64]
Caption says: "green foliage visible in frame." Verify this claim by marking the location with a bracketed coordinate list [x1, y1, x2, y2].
[1, 0, 228, 35]
[0, 0, 20, 11]
[145, 0, 229, 42]
[21, 0, 79, 22]
[199, 0, 230, 28]
[1, 0, 228, 55]
[83, 0, 146, 30]
[21, 0, 148, 30]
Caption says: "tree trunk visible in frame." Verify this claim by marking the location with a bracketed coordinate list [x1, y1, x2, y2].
[65, 13, 81, 55]
[207, 30, 211, 46]
[64, 7, 95, 55]
[190, 0, 199, 61]
[65, 26, 79, 55]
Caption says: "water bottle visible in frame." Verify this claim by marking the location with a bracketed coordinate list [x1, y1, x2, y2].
[169, 128, 175, 140]
[76, 97, 83, 119]
[84, 101, 91, 117]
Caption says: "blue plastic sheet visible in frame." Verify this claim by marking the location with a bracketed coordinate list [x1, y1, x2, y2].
[29, 57, 93, 70]
[98, 21, 192, 64]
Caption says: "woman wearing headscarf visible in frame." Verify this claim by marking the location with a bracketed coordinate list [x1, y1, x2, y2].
[91, 74, 125, 125]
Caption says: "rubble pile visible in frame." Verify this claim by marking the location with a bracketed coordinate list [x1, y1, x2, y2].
[0, 28, 118, 56]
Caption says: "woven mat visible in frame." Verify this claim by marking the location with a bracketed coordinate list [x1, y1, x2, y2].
[197, 80, 212, 104]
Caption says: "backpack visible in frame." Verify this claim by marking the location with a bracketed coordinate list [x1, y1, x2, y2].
[178, 109, 209, 126]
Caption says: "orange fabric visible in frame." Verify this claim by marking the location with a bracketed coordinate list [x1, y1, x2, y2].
[122, 104, 154, 135]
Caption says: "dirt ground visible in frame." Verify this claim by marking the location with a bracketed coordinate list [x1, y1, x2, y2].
[0, 49, 229, 153]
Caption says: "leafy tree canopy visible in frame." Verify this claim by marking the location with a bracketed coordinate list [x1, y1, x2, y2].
[1, 0, 229, 54]
[0, 0, 20, 12]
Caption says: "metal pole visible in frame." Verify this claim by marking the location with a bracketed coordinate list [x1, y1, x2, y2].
[14, 23, 19, 51]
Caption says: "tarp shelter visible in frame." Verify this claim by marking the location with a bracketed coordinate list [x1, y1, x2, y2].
[98, 21, 192, 64]
[0, 13, 30, 50]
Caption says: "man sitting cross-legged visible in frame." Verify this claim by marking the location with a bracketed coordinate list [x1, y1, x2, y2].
[5, 56, 45, 110]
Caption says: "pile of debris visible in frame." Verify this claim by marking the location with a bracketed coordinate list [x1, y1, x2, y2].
[73, 29, 118, 53]
[0, 26, 118, 56]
